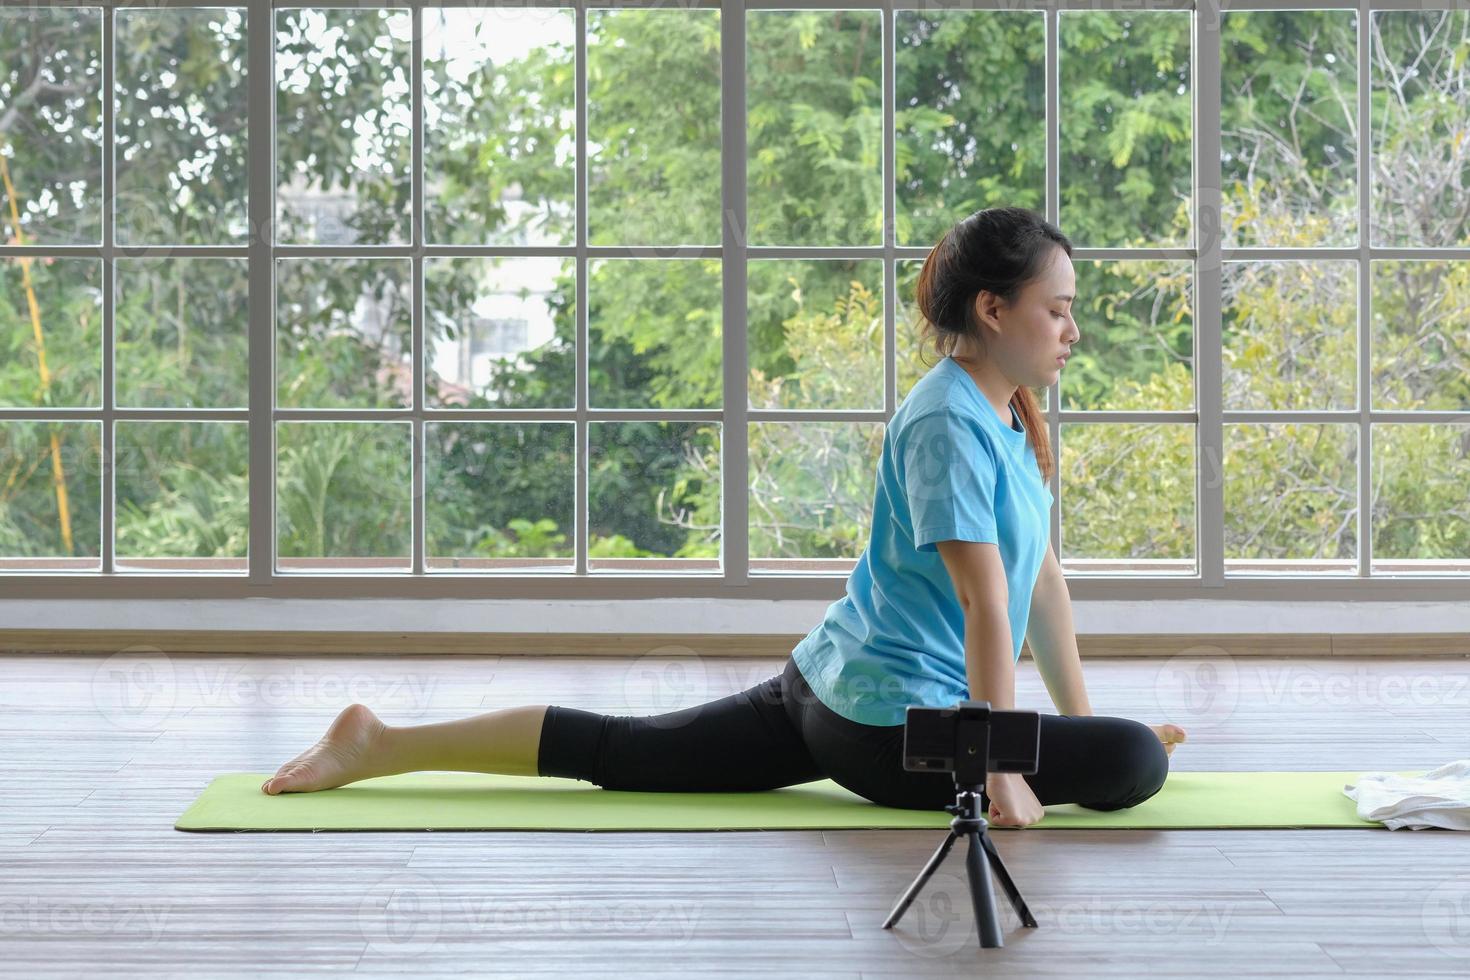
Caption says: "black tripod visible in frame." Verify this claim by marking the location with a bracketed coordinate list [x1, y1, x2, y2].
[882, 780, 1038, 947]
[882, 703, 1042, 949]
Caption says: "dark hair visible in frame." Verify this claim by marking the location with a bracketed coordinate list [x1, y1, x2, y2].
[913, 206, 1072, 483]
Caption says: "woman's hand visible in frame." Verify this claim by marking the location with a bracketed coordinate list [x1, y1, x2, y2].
[984, 771, 1046, 828]
[1149, 723, 1187, 756]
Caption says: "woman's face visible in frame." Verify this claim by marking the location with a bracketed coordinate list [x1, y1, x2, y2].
[971, 246, 1080, 389]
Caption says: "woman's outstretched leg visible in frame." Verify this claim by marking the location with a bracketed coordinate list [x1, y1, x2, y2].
[261, 702, 550, 795]
[538, 669, 824, 792]
[260, 662, 823, 795]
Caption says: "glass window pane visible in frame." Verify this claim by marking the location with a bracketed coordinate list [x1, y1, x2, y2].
[589, 258, 721, 409]
[275, 8, 411, 245]
[276, 257, 412, 410]
[588, 421, 720, 573]
[748, 421, 881, 571]
[893, 257, 929, 405]
[1062, 259, 1192, 412]
[1372, 423, 1470, 572]
[1223, 260, 1356, 411]
[0, 420, 100, 569]
[424, 255, 572, 410]
[1059, 422, 1195, 574]
[115, 8, 249, 246]
[1371, 261, 1470, 411]
[748, 259, 882, 411]
[588, 7, 720, 246]
[116, 258, 249, 408]
[1225, 423, 1358, 576]
[1060, 10, 1191, 248]
[1, 258, 101, 408]
[1371, 11, 1470, 248]
[426, 421, 573, 571]
[276, 421, 409, 570]
[0, 7, 102, 246]
[115, 421, 248, 570]
[747, 9, 881, 246]
[1221, 10, 1357, 249]
[424, 6, 574, 247]
[896, 258, 929, 405]
[895, 10, 1044, 247]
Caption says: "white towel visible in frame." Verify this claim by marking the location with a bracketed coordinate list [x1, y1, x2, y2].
[1342, 760, 1470, 831]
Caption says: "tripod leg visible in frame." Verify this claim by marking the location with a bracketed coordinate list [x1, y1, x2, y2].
[881, 831, 961, 930]
[979, 832, 1039, 928]
[964, 831, 1005, 948]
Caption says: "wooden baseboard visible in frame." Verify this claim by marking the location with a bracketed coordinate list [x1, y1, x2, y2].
[2, 630, 1468, 657]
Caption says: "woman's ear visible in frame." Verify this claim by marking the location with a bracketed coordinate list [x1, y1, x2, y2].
[972, 290, 1005, 335]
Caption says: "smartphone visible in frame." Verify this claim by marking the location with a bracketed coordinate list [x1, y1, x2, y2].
[901, 701, 1040, 776]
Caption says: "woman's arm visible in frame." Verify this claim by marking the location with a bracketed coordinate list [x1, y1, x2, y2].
[936, 540, 1016, 710]
[1025, 543, 1094, 717]
[963, 596, 1017, 711]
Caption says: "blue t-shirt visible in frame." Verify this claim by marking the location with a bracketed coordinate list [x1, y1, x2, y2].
[790, 355, 1054, 727]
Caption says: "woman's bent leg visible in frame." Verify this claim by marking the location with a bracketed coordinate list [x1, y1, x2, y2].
[788, 662, 1169, 813]
[1022, 714, 1172, 812]
[537, 668, 826, 793]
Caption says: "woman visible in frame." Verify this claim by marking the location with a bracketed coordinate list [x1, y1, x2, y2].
[261, 206, 1187, 828]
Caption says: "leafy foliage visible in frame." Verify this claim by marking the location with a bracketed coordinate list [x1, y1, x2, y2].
[2, 8, 1467, 569]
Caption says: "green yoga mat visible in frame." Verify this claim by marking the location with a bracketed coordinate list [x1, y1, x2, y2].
[175, 770, 1409, 832]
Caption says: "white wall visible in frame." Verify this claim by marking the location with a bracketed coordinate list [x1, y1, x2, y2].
[2, 599, 1469, 633]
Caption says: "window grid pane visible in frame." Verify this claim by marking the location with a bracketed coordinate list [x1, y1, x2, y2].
[0, 2, 1467, 593]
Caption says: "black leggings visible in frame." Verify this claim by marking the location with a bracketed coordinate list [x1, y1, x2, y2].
[537, 655, 1170, 812]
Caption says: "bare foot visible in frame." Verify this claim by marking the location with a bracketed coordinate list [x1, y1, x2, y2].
[261, 703, 387, 795]
[1149, 722, 1188, 756]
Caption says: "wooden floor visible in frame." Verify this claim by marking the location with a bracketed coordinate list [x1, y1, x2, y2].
[2, 650, 1468, 977]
